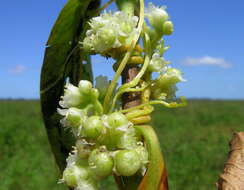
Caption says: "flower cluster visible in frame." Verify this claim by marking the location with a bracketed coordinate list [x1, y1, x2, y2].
[83, 11, 138, 54]
[57, 2, 186, 190]
[143, 3, 185, 100]
[145, 3, 174, 36]
[58, 80, 148, 190]
[147, 51, 185, 100]
[151, 67, 185, 100]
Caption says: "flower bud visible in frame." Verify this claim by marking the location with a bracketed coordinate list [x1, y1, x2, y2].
[88, 148, 114, 178]
[163, 21, 174, 35]
[90, 89, 99, 99]
[83, 116, 105, 139]
[106, 112, 131, 145]
[114, 150, 141, 176]
[79, 80, 92, 94]
[107, 112, 129, 128]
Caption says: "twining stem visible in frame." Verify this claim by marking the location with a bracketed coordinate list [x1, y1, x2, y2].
[119, 32, 151, 91]
[109, 32, 151, 112]
[125, 106, 153, 120]
[109, 84, 148, 113]
[103, 0, 145, 113]
[120, 97, 187, 113]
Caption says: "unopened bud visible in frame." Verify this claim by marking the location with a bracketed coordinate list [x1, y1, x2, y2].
[88, 148, 114, 178]
[83, 116, 105, 139]
[114, 150, 141, 176]
[163, 21, 174, 35]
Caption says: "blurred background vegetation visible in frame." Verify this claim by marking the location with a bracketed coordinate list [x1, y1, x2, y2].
[1, 99, 243, 190]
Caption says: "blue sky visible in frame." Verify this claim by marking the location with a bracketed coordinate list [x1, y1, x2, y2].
[0, 0, 243, 99]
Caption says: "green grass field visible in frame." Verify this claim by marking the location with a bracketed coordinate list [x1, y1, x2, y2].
[1, 100, 243, 190]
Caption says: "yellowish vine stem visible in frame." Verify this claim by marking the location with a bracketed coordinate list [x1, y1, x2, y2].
[103, 0, 145, 113]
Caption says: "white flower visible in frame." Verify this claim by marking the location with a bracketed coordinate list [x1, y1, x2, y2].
[145, 3, 169, 31]
[153, 68, 185, 99]
[83, 11, 138, 53]
[59, 82, 82, 108]
[148, 53, 168, 72]
[66, 152, 78, 167]
[163, 68, 186, 83]
[62, 165, 90, 188]
[58, 107, 87, 136]
[62, 152, 98, 190]
[58, 107, 86, 126]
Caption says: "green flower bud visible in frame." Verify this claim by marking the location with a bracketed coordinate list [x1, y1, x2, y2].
[88, 148, 114, 178]
[83, 116, 105, 138]
[90, 89, 99, 99]
[79, 80, 93, 94]
[104, 113, 132, 147]
[63, 165, 89, 188]
[115, 150, 141, 176]
[163, 21, 174, 35]
[107, 112, 129, 128]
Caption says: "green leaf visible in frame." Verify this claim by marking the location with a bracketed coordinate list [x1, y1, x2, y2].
[47, 0, 91, 46]
[40, 0, 100, 171]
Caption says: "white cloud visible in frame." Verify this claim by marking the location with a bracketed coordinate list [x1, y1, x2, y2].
[182, 56, 232, 68]
[8, 65, 26, 74]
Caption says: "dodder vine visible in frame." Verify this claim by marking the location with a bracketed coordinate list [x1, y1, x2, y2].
[42, 0, 186, 190]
